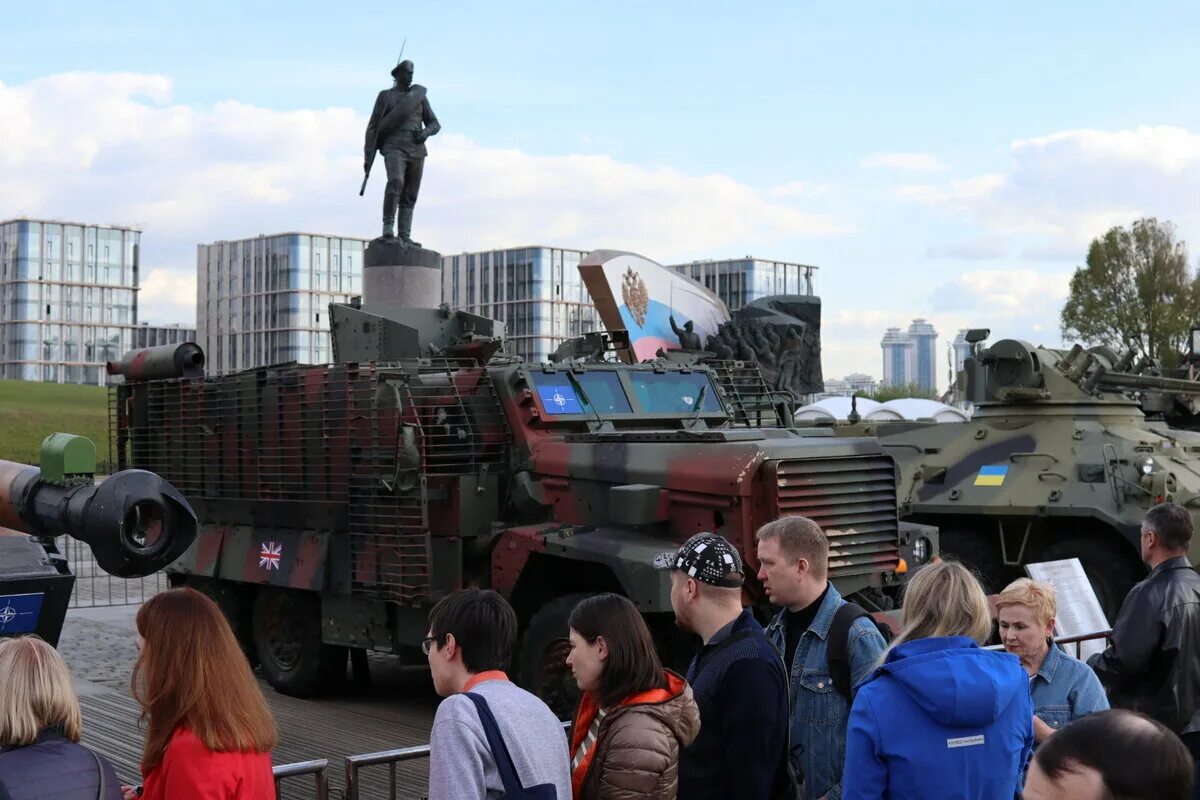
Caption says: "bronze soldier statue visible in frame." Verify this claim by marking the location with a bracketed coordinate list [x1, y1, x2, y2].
[364, 59, 441, 244]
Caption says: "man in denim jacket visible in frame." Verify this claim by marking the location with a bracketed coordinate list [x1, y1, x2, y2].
[757, 516, 888, 800]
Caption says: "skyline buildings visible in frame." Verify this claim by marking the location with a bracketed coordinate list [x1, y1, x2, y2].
[667, 257, 817, 310]
[0, 218, 140, 385]
[441, 246, 599, 365]
[197, 232, 366, 375]
[133, 322, 197, 350]
[880, 319, 939, 392]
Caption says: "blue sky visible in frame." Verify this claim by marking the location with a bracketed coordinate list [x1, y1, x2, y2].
[3, 1, 1199, 386]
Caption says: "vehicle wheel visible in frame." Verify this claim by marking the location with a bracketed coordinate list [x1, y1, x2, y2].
[1039, 537, 1145, 621]
[189, 578, 258, 667]
[252, 587, 346, 697]
[518, 593, 596, 719]
[939, 528, 1014, 595]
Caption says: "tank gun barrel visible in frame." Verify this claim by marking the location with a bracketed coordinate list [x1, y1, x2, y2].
[106, 342, 205, 382]
[0, 434, 196, 578]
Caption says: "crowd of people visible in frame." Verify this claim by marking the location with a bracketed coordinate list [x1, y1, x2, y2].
[0, 501, 1197, 799]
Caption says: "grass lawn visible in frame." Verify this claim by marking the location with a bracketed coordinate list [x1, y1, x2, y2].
[0, 379, 111, 469]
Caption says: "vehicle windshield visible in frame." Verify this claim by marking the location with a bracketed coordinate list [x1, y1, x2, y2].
[534, 371, 633, 415]
[627, 372, 722, 414]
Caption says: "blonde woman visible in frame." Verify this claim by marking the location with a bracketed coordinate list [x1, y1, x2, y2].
[841, 561, 1034, 800]
[997, 578, 1108, 744]
[0, 635, 122, 800]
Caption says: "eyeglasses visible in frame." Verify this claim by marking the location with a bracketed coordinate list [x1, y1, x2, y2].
[421, 636, 439, 656]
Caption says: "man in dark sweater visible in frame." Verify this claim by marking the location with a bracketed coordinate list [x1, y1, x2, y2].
[655, 532, 790, 800]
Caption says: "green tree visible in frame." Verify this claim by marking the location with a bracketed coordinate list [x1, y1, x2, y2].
[1061, 218, 1200, 369]
[868, 383, 938, 402]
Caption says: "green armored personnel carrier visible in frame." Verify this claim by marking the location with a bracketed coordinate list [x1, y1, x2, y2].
[834, 332, 1200, 617]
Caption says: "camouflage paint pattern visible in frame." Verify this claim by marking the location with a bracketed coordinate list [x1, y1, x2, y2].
[111, 305, 928, 659]
[835, 338, 1200, 613]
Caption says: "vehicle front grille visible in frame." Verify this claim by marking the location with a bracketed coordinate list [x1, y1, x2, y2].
[769, 456, 900, 578]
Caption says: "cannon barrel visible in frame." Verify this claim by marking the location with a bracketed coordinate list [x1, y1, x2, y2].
[0, 434, 196, 578]
[107, 342, 205, 382]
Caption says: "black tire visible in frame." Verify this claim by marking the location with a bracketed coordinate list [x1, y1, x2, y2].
[252, 587, 346, 697]
[939, 528, 1014, 595]
[1039, 537, 1145, 621]
[189, 578, 259, 667]
[518, 593, 596, 719]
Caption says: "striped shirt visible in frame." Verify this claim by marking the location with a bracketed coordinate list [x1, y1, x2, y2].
[571, 708, 607, 772]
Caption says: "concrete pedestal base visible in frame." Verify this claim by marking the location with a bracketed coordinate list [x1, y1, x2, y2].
[363, 239, 442, 309]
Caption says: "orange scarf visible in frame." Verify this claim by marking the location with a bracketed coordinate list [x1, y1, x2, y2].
[568, 671, 684, 799]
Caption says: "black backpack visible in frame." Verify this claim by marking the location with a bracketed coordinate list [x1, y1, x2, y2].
[826, 602, 894, 700]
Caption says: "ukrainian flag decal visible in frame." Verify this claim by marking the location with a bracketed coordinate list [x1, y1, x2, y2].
[975, 465, 1008, 486]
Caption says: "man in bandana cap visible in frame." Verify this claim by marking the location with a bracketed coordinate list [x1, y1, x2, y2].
[654, 532, 793, 799]
[364, 59, 441, 244]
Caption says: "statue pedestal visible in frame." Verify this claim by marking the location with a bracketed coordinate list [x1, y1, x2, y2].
[363, 239, 442, 309]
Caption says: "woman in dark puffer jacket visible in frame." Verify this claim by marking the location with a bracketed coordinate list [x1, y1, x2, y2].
[0, 635, 122, 800]
[566, 593, 701, 800]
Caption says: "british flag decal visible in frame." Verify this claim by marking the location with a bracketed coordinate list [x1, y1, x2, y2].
[259, 541, 282, 571]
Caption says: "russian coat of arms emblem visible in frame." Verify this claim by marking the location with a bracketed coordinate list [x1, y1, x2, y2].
[621, 268, 649, 327]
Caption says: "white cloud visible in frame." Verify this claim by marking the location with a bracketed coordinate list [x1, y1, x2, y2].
[137, 268, 197, 324]
[894, 125, 1200, 260]
[0, 72, 851, 326]
[768, 180, 836, 198]
[861, 152, 947, 172]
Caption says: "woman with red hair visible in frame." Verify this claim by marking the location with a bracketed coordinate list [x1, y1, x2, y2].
[126, 587, 277, 800]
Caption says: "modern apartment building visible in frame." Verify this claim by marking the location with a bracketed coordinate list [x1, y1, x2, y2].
[880, 320, 939, 392]
[441, 246, 599, 364]
[881, 327, 912, 387]
[0, 218, 140, 385]
[667, 257, 817, 311]
[908, 318, 938, 392]
[197, 232, 366, 375]
[134, 322, 197, 349]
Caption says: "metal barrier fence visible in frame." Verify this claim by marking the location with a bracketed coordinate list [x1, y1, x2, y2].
[343, 722, 571, 800]
[273, 758, 330, 800]
[56, 534, 168, 608]
[985, 628, 1113, 659]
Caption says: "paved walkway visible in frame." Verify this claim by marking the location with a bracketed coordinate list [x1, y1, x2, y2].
[61, 605, 440, 800]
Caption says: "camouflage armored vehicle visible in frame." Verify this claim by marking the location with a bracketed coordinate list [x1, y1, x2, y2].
[1, 433, 197, 645]
[108, 311, 934, 705]
[834, 333, 1200, 617]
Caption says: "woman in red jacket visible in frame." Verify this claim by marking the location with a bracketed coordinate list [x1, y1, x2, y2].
[125, 587, 277, 800]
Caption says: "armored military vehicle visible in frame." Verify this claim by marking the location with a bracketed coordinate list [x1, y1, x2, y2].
[1, 433, 197, 645]
[108, 310, 934, 705]
[834, 332, 1200, 618]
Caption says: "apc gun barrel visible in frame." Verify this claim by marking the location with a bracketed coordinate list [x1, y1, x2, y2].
[0, 458, 197, 579]
[107, 342, 205, 382]
[1093, 370, 1200, 395]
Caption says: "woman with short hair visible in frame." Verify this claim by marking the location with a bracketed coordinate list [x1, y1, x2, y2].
[130, 587, 277, 800]
[842, 561, 1035, 799]
[0, 635, 122, 800]
[565, 593, 700, 800]
[997, 578, 1108, 743]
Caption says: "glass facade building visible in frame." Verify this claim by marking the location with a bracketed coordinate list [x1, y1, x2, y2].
[880, 320, 939, 392]
[198, 233, 365, 375]
[441, 246, 599, 365]
[0, 219, 139, 385]
[908, 319, 938, 393]
[667, 257, 817, 310]
[881, 327, 912, 387]
[133, 323, 197, 349]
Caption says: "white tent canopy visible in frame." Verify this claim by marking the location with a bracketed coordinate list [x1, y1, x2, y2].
[795, 396, 969, 423]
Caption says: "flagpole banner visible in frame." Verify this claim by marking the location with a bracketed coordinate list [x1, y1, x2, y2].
[579, 250, 731, 362]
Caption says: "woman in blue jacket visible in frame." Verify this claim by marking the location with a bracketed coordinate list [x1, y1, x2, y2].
[842, 561, 1034, 800]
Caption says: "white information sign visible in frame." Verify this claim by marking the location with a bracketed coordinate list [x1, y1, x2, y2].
[1024, 558, 1110, 663]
